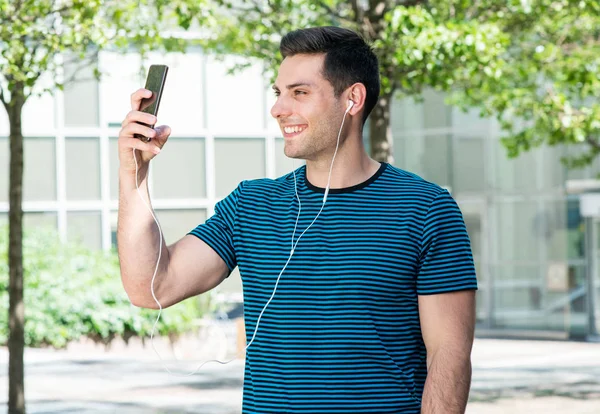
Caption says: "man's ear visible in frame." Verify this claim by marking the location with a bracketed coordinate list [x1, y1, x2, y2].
[346, 83, 367, 115]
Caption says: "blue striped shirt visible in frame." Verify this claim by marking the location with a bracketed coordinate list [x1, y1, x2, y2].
[190, 162, 478, 413]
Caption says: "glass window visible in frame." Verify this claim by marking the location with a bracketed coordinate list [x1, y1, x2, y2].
[567, 199, 585, 260]
[543, 198, 584, 261]
[63, 57, 99, 127]
[0, 214, 59, 235]
[110, 209, 207, 248]
[492, 264, 541, 309]
[67, 211, 102, 250]
[392, 90, 453, 132]
[21, 74, 56, 135]
[425, 134, 451, 187]
[154, 209, 207, 246]
[565, 145, 592, 180]
[475, 264, 487, 324]
[495, 200, 540, 262]
[399, 134, 451, 187]
[151, 138, 206, 199]
[266, 86, 280, 134]
[24, 212, 57, 232]
[24, 137, 57, 202]
[109, 137, 120, 200]
[65, 137, 100, 200]
[456, 201, 483, 258]
[451, 106, 492, 134]
[423, 89, 451, 129]
[494, 286, 540, 313]
[541, 145, 567, 190]
[493, 139, 539, 192]
[205, 56, 264, 132]
[143, 52, 205, 133]
[589, 149, 600, 178]
[275, 138, 297, 178]
[395, 135, 423, 177]
[0, 137, 8, 203]
[390, 96, 425, 136]
[99, 51, 143, 127]
[0, 107, 8, 136]
[219, 266, 243, 295]
[215, 138, 266, 197]
[453, 138, 485, 193]
[492, 263, 577, 332]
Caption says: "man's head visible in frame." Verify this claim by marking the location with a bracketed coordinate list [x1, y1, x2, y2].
[271, 26, 380, 161]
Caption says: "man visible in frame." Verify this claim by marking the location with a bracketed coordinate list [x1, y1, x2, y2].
[117, 26, 478, 414]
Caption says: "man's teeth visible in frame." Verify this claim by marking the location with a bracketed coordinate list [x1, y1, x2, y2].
[284, 126, 306, 134]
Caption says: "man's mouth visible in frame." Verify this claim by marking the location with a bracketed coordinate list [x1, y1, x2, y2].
[282, 124, 307, 137]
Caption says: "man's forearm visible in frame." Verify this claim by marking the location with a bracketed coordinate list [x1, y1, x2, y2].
[117, 167, 170, 308]
[421, 348, 472, 414]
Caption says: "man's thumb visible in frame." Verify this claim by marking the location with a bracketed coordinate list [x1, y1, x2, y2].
[154, 125, 171, 146]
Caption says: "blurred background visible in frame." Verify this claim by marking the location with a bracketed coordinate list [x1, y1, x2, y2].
[1, 0, 600, 413]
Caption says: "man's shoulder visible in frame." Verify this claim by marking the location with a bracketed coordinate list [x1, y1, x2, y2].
[237, 168, 299, 197]
[381, 164, 448, 201]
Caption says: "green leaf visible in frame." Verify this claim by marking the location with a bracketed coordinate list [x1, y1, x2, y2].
[0, 225, 215, 348]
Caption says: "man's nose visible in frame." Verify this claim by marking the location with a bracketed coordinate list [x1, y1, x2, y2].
[270, 97, 292, 119]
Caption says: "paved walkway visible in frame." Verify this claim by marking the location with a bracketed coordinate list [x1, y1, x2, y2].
[1, 338, 599, 413]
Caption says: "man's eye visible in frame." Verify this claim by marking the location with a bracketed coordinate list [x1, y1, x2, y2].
[294, 90, 306, 96]
[273, 90, 280, 97]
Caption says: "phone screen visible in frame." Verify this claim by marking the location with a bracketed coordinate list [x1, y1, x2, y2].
[136, 65, 168, 141]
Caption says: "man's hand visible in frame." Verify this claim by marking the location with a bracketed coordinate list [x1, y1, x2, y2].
[118, 88, 171, 175]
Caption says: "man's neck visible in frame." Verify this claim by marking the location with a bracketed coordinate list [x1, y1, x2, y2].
[304, 148, 381, 190]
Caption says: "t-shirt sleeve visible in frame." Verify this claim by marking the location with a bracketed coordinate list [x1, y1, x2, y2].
[187, 182, 244, 274]
[417, 189, 478, 295]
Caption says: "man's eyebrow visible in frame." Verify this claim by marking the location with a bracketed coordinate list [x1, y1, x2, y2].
[272, 82, 315, 90]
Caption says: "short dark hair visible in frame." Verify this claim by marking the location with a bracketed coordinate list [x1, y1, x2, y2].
[280, 26, 380, 124]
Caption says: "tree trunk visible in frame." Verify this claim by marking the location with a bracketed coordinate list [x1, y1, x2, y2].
[369, 91, 394, 164]
[7, 83, 26, 414]
[356, 2, 395, 164]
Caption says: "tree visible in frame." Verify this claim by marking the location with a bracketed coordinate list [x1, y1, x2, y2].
[178, 0, 599, 168]
[444, 0, 600, 169]
[0, 1, 197, 412]
[181, 0, 507, 163]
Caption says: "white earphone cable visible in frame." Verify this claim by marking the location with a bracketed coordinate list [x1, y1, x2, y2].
[133, 149, 235, 377]
[135, 100, 352, 375]
[232, 102, 352, 352]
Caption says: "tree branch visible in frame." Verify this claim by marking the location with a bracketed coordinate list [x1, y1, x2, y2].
[350, 0, 362, 24]
[0, 85, 8, 111]
[60, 50, 100, 86]
[586, 137, 600, 151]
[397, 0, 428, 5]
[315, 1, 354, 23]
[8, 0, 25, 21]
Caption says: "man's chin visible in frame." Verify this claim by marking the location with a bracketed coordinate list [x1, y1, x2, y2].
[283, 145, 303, 160]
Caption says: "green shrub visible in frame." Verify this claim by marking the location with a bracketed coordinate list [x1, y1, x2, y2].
[0, 225, 206, 348]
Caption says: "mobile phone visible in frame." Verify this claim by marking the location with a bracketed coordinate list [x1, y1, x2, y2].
[135, 64, 168, 142]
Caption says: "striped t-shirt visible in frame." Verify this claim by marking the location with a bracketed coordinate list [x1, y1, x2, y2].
[190, 162, 478, 413]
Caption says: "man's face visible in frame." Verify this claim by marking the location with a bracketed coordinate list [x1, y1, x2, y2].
[271, 54, 345, 161]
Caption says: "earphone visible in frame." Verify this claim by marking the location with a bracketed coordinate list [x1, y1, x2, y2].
[133, 96, 355, 376]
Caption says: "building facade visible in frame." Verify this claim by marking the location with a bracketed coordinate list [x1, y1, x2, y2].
[1, 48, 598, 340]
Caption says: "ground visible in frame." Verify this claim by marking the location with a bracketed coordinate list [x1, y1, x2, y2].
[1, 337, 599, 413]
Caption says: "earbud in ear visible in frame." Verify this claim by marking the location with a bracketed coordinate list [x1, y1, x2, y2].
[347, 100, 354, 109]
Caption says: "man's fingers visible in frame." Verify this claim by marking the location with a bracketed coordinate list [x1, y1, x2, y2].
[122, 122, 157, 140]
[122, 110, 156, 128]
[130, 88, 152, 111]
[122, 136, 162, 155]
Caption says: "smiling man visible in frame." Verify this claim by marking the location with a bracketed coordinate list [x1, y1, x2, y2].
[117, 26, 478, 414]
